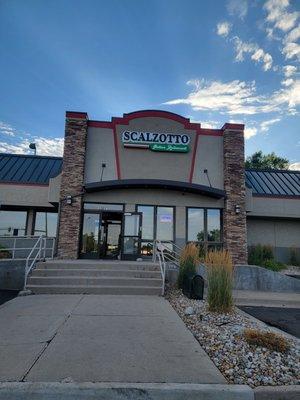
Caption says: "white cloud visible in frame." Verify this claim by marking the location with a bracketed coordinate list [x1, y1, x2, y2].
[227, 0, 248, 19]
[0, 121, 15, 137]
[201, 121, 220, 129]
[264, 0, 299, 32]
[164, 78, 300, 116]
[0, 137, 64, 157]
[283, 65, 297, 77]
[285, 25, 300, 42]
[282, 42, 300, 60]
[244, 127, 257, 139]
[260, 118, 281, 132]
[233, 37, 273, 71]
[217, 22, 231, 37]
[281, 78, 294, 86]
[289, 162, 300, 170]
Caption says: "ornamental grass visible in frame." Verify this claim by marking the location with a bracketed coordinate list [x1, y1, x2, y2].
[177, 243, 200, 289]
[205, 249, 233, 313]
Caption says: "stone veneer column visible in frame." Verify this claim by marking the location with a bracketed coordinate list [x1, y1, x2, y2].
[222, 124, 247, 265]
[57, 112, 88, 259]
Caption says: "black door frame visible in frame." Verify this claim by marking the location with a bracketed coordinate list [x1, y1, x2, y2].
[98, 211, 123, 259]
[120, 212, 142, 260]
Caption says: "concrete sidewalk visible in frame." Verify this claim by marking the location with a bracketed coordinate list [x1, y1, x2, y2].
[0, 294, 225, 384]
[233, 290, 300, 308]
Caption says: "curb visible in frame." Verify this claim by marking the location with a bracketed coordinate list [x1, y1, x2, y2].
[0, 382, 254, 400]
[254, 385, 300, 400]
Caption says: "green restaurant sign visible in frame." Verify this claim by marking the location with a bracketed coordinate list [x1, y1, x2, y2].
[122, 131, 190, 153]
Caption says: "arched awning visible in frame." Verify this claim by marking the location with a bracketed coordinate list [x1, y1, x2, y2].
[84, 179, 225, 199]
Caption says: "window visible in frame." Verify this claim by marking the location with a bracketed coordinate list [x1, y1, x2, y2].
[137, 205, 154, 240]
[156, 207, 174, 241]
[34, 212, 58, 237]
[187, 207, 222, 249]
[0, 211, 27, 236]
[187, 208, 204, 242]
[81, 213, 100, 257]
[137, 205, 175, 255]
[207, 209, 221, 242]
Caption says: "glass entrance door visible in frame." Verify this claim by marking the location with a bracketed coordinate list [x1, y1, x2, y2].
[121, 212, 142, 260]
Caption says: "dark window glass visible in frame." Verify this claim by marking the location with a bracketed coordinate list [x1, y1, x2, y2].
[156, 207, 174, 241]
[187, 208, 204, 242]
[137, 205, 154, 240]
[207, 209, 221, 242]
[0, 211, 27, 236]
[34, 212, 58, 237]
[81, 213, 100, 256]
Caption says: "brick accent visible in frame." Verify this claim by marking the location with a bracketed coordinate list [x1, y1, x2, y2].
[222, 127, 248, 265]
[57, 113, 88, 259]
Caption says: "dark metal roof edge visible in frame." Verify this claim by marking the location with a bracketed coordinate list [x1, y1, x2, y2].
[245, 168, 300, 174]
[84, 179, 226, 199]
[0, 153, 63, 160]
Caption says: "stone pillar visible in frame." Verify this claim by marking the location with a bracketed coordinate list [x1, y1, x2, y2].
[57, 111, 88, 259]
[222, 123, 247, 265]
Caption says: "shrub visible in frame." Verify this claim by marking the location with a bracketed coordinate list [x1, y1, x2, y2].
[244, 329, 290, 353]
[0, 244, 11, 259]
[248, 244, 285, 271]
[289, 247, 300, 266]
[205, 249, 233, 313]
[177, 243, 199, 289]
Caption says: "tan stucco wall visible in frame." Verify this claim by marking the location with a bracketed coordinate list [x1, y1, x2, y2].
[48, 173, 61, 203]
[85, 127, 117, 183]
[84, 188, 224, 209]
[0, 184, 55, 208]
[115, 118, 197, 182]
[249, 196, 300, 218]
[192, 135, 223, 189]
[247, 218, 300, 248]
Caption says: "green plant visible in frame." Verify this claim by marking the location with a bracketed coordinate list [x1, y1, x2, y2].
[205, 249, 233, 313]
[177, 243, 199, 289]
[248, 244, 285, 271]
[0, 244, 11, 259]
[244, 329, 290, 353]
[289, 247, 300, 266]
[263, 259, 285, 272]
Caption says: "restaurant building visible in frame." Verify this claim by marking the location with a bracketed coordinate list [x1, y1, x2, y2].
[0, 110, 299, 264]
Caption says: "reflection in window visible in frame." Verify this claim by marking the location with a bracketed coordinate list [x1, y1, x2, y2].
[187, 208, 204, 242]
[0, 211, 27, 236]
[81, 213, 99, 256]
[137, 205, 154, 240]
[34, 212, 58, 237]
[207, 209, 221, 242]
[156, 207, 174, 241]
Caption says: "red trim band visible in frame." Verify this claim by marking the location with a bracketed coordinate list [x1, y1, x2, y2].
[66, 111, 88, 119]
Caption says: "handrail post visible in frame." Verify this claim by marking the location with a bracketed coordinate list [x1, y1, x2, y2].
[13, 237, 16, 259]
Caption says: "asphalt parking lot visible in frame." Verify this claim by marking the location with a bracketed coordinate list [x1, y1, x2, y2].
[0, 290, 19, 306]
[239, 306, 300, 338]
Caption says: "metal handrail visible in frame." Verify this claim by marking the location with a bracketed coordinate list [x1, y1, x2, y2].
[0, 235, 55, 260]
[153, 240, 183, 295]
[23, 236, 55, 290]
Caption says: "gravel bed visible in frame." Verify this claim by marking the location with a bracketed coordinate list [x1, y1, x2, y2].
[166, 287, 300, 387]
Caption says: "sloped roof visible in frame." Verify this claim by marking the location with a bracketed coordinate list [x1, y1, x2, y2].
[0, 153, 299, 196]
[0, 153, 62, 185]
[245, 169, 300, 196]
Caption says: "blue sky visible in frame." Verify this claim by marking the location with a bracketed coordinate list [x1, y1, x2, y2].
[0, 0, 299, 168]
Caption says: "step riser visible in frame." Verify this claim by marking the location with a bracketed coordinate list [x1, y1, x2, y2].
[33, 269, 161, 278]
[37, 263, 160, 272]
[27, 286, 162, 295]
[27, 277, 162, 287]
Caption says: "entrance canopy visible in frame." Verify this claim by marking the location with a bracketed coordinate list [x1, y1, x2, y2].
[84, 179, 225, 199]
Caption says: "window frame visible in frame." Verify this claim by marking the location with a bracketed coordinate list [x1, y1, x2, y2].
[186, 206, 223, 248]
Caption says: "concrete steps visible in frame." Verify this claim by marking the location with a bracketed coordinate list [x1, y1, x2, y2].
[27, 260, 163, 295]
